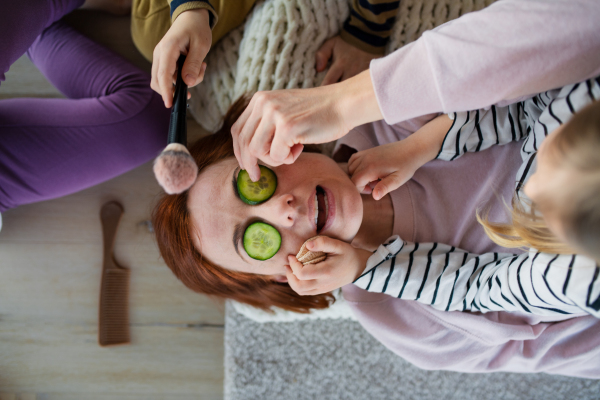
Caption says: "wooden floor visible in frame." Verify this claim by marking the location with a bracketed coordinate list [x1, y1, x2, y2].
[0, 11, 225, 400]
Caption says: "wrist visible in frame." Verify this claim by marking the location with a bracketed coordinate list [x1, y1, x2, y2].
[176, 7, 211, 27]
[406, 114, 454, 167]
[175, 7, 212, 46]
[178, 8, 210, 22]
[353, 248, 373, 282]
[334, 70, 383, 132]
[400, 134, 437, 171]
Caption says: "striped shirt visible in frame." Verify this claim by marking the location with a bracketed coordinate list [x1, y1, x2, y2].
[354, 77, 600, 318]
[340, 0, 400, 54]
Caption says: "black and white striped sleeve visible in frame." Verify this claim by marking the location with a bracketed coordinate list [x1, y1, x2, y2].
[435, 103, 530, 161]
[436, 76, 600, 162]
[353, 236, 600, 318]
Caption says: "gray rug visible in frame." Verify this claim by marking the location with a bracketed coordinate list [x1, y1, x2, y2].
[224, 304, 600, 400]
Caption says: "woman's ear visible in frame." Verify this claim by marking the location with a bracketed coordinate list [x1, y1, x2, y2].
[271, 274, 288, 283]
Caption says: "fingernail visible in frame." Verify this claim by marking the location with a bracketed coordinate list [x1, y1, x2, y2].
[185, 74, 194, 84]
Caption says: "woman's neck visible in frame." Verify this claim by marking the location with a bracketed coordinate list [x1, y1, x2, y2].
[351, 193, 394, 252]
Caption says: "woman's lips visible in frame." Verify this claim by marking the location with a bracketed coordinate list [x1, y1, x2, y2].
[316, 186, 327, 231]
[308, 187, 317, 231]
[320, 185, 336, 233]
[307, 186, 336, 233]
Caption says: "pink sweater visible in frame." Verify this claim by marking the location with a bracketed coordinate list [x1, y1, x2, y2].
[339, 0, 600, 378]
[371, 0, 600, 125]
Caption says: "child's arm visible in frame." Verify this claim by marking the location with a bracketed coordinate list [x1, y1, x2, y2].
[151, 1, 217, 107]
[316, 0, 400, 85]
[348, 114, 452, 199]
[438, 78, 600, 163]
[353, 236, 600, 318]
[287, 236, 600, 318]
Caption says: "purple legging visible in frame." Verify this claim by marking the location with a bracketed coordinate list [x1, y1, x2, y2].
[0, 0, 170, 212]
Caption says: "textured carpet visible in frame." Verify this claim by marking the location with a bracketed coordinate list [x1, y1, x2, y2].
[224, 303, 600, 400]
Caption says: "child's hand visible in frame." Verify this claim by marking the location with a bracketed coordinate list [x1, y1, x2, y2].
[316, 36, 378, 86]
[151, 8, 212, 108]
[285, 236, 372, 296]
[348, 140, 421, 200]
[348, 114, 455, 200]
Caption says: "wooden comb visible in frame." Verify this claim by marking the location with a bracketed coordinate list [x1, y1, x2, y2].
[99, 201, 130, 347]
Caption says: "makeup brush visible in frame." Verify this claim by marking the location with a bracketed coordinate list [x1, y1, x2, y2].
[153, 55, 199, 194]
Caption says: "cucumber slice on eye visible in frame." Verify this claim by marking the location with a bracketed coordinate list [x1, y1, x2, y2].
[237, 166, 277, 205]
[243, 222, 282, 261]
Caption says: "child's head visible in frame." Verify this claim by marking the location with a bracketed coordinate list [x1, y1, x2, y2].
[152, 97, 363, 312]
[522, 100, 600, 260]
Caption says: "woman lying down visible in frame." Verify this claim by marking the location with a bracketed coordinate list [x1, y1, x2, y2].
[152, 79, 600, 376]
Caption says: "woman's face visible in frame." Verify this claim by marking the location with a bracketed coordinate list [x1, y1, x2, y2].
[188, 153, 363, 280]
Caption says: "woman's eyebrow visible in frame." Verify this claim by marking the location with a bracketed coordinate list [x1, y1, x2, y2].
[232, 222, 250, 264]
[232, 166, 241, 199]
[231, 166, 250, 264]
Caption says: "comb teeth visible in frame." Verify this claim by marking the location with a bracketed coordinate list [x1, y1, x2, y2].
[99, 201, 130, 347]
[99, 269, 130, 346]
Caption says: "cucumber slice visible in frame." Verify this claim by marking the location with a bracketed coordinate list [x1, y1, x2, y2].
[237, 166, 277, 205]
[243, 222, 282, 261]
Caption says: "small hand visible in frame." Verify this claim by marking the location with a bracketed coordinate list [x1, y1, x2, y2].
[285, 236, 372, 296]
[316, 36, 378, 86]
[348, 141, 421, 200]
[151, 8, 212, 108]
[348, 114, 455, 200]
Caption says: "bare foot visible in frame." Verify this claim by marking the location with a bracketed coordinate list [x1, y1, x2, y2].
[80, 0, 132, 16]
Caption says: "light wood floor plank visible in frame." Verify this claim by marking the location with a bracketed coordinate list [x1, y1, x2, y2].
[0, 242, 224, 326]
[37, 394, 216, 400]
[0, 161, 224, 396]
[0, 55, 63, 99]
[0, 10, 223, 399]
[0, 321, 223, 395]
[0, 394, 37, 400]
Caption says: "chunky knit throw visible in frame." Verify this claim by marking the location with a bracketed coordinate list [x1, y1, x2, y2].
[189, 0, 495, 132]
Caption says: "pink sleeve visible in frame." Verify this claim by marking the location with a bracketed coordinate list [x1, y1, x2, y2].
[342, 285, 600, 378]
[371, 0, 600, 124]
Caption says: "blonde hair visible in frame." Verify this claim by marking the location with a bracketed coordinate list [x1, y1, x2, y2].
[479, 100, 600, 261]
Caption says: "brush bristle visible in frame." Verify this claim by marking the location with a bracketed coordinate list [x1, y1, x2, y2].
[153, 150, 199, 194]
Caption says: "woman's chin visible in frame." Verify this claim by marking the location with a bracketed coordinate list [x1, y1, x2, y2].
[336, 188, 364, 243]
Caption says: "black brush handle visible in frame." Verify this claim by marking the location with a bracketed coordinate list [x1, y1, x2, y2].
[168, 55, 188, 146]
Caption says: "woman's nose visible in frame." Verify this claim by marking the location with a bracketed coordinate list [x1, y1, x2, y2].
[269, 193, 297, 227]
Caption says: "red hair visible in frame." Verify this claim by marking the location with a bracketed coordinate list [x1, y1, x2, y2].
[152, 97, 335, 313]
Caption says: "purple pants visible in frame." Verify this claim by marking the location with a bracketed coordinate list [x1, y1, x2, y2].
[0, 0, 170, 212]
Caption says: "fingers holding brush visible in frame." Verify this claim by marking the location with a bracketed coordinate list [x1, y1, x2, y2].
[151, 8, 212, 108]
[152, 53, 199, 194]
